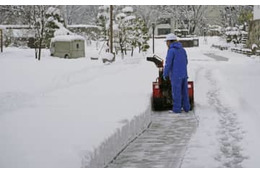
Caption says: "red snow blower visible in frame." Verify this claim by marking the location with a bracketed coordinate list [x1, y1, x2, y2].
[147, 55, 194, 111]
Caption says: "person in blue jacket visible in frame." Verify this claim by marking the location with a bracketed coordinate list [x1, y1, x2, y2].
[163, 33, 190, 113]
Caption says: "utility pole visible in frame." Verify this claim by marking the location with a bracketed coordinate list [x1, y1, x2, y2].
[110, 5, 113, 55]
[152, 23, 155, 54]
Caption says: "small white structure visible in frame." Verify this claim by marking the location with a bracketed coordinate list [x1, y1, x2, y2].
[50, 35, 85, 58]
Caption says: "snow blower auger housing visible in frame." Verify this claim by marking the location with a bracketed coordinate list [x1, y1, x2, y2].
[147, 55, 194, 111]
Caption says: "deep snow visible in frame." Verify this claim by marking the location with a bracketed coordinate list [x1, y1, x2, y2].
[0, 45, 156, 167]
[1, 37, 260, 167]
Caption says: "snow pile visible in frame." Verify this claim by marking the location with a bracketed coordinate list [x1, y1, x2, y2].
[252, 44, 258, 50]
[85, 108, 151, 167]
[100, 52, 114, 61]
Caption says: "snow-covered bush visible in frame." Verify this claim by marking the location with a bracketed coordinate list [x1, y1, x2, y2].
[45, 7, 66, 48]
[97, 5, 110, 41]
[114, 7, 150, 57]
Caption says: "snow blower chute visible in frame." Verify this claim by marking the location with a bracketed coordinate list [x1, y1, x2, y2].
[147, 55, 194, 111]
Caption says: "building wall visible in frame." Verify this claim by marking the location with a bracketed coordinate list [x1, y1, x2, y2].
[254, 5, 260, 20]
[248, 19, 260, 47]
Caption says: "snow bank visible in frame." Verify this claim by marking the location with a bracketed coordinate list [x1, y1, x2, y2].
[0, 45, 157, 167]
[84, 107, 151, 167]
[100, 52, 114, 61]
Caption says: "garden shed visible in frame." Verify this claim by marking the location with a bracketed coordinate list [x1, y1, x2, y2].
[50, 35, 85, 58]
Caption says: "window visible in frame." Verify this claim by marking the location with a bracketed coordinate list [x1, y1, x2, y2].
[158, 28, 171, 35]
[76, 43, 79, 49]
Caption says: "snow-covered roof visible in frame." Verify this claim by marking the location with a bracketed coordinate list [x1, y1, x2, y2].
[179, 38, 198, 41]
[0, 25, 31, 29]
[51, 35, 85, 42]
[156, 24, 171, 29]
[174, 29, 189, 32]
[68, 25, 102, 30]
[10, 29, 35, 38]
[122, 7, 133, 13]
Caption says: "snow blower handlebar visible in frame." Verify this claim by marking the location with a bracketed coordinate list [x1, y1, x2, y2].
[146, 55, 164, 68]
[147, 55, 165, 82]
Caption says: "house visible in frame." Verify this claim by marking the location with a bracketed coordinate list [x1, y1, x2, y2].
[154, 17, 174, 37]
[0, 25, 35, 47]
[50, 35, 85, 58]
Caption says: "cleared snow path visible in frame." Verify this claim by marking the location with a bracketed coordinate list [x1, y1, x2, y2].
[106, 111, 198, 168]
[204, 53, 229, 62]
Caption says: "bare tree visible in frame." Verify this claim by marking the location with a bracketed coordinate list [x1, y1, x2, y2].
[32, 5, 48, 61]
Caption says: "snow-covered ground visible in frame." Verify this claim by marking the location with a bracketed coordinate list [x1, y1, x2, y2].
[0, 44, 156, 167]
[1, 37, 260, 167]
[182, 37, 260, 168]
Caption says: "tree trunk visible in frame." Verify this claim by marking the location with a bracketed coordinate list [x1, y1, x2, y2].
[38, 39, 42, 61]
[35, 48, 38, 59]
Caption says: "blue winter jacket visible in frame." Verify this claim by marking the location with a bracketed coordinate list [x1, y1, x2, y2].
[163, 42, 188, 80]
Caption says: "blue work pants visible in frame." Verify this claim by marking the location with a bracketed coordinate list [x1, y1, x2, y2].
[171, 77, 190, 113]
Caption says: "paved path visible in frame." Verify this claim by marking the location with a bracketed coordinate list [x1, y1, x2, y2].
[107, 111, 198, 168]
